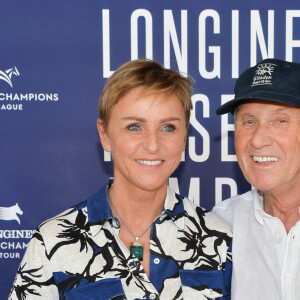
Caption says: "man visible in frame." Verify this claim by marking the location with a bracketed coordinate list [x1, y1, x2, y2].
[213, 58, 300, 299]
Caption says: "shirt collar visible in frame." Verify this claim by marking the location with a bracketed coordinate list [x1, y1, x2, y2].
[163, 186, 185, 230]
[253, 189, 268, 225]
[87, 179, 114, 236]
[253, 189, 300, 226]
[86, 180, 186, 236]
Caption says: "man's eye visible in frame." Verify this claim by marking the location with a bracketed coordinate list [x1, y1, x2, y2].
[127, 124, 141, 131]
[277, 119, 287, 124]
[244, 119, 254, 125]
[162, 124, 175, 132]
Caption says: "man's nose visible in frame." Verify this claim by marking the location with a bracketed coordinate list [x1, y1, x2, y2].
[250, 121, 273, 149]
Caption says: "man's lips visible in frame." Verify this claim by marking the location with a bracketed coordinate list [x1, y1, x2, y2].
[252, 156, 279, 162]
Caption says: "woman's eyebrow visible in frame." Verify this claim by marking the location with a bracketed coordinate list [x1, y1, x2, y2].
[160, 117, 181, 123]
[120, 117, 182, 123]
[121, 117, 146, 122]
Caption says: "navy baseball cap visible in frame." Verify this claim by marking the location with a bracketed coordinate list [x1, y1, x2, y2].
[216, 58, 300, 115]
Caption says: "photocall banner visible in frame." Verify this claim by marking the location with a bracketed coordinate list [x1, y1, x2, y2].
[1, 0, 300, 297]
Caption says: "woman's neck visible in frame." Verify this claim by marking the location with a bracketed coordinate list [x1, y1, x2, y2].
[108, 179, 166, 225]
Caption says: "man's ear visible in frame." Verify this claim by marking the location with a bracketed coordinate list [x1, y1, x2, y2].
[97, 119, 111, 152]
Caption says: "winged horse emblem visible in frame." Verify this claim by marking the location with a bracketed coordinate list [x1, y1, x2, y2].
[0, 203, 23, 224]
[0, 66, 20, 87]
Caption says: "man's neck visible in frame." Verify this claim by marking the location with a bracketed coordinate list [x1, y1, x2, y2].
[264, 192, 300, 233]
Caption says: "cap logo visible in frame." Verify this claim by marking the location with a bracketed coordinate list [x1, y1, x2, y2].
[252, 63, 277, 87]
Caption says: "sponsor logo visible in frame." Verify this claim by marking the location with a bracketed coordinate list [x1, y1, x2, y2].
[256, 63, 275, 76]
[0, 230, 33, 259]
[0, 203, 23, 224]
[0, 66, 20, 88]
[0, 206, 33, 259]
[252, 63, 277, 87]
[0, 65, 60, 111]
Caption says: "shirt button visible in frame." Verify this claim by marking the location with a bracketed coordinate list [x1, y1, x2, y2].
[150, 294, 156, 299]
[278, 237, 283, 244]
[285, 273, 292, 281]
[154, 258, 160, 264]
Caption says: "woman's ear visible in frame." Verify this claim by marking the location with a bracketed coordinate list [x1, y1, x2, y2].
[97, 119, 111, 152]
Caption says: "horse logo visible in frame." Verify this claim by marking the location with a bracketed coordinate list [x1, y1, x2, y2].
[0, 203, 23, 224]
[0, 66, 20, 88]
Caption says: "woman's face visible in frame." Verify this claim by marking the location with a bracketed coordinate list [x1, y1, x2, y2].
[98, 86, 187, 193]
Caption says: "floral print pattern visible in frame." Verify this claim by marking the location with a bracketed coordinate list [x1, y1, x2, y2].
[9, 180, 232, 300]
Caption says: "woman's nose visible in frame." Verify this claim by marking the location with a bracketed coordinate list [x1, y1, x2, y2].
[143, 131, 160, 153]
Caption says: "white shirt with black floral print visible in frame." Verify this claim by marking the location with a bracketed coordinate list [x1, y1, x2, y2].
[9, 180, 232, 300]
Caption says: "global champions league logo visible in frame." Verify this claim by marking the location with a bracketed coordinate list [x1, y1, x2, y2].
[0, 66, 20, 88]
[0, 65, 59, 111]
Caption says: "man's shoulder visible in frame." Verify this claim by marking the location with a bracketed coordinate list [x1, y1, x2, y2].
[212, 189, 255, 226]
[215, 189, 255, 209]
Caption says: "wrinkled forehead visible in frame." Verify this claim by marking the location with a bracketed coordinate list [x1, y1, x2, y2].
[235, 99, 300, 116]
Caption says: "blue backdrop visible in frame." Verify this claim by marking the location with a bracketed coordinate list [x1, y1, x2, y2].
[1, 0, 300, 297]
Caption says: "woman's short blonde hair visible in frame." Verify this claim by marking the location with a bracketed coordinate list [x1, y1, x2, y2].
[98, 58, 193, 129]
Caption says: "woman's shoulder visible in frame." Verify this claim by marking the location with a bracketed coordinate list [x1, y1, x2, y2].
[183, 196, 232, 237]
[37, 199, 89, 235]
[167, 187, 232, 239]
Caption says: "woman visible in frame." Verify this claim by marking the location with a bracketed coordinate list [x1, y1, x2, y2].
[9, 59, 232, 300]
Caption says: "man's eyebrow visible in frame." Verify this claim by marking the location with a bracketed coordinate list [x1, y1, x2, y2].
[272, 107, 293, 113]
[237, 112, 253, 117]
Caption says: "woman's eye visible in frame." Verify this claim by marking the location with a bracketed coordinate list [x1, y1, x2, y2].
[162, 124, 175, 132]
[127, 124, 141, 131]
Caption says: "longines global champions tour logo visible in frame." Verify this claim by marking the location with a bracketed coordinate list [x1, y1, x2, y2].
[0, 65, 59, 111]
[0, 203, 34, 259]
[0, 203, 23, 224]
[0, 66, 20, 88]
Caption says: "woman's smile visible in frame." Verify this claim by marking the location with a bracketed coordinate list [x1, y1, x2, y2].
[136, 159, 164, 166]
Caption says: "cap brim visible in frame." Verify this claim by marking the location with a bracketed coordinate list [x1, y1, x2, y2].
[216, 91, 300, 115]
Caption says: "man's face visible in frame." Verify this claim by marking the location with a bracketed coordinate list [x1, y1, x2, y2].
[235, 101, 300, 193]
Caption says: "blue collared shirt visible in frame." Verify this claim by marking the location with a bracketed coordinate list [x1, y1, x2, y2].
[9, 180, 232, 300]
